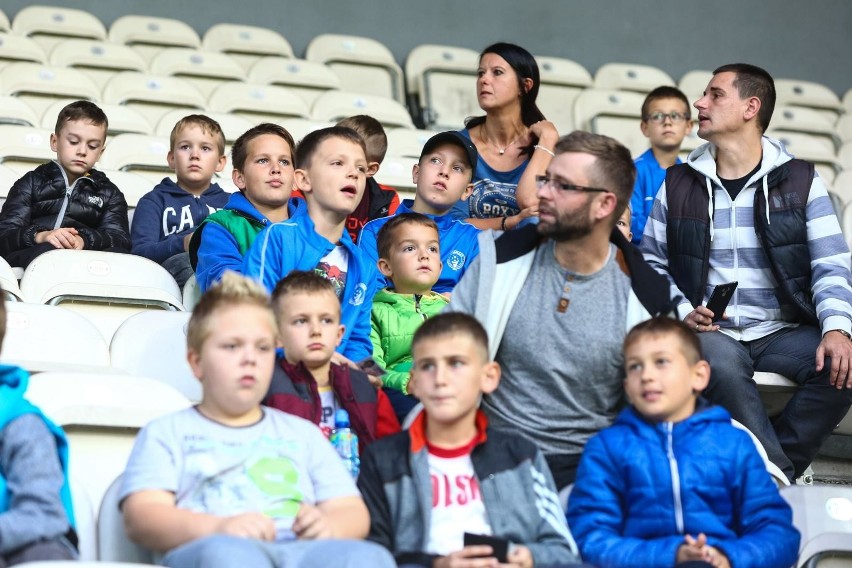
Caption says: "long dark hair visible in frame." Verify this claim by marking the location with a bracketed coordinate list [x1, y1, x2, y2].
[465, 42, 546, 156]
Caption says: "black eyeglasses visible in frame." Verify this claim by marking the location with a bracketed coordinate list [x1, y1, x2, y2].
[644, 111, 690, 124]
[535, 175, 609, 193]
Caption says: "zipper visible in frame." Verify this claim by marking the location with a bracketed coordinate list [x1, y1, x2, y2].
[414, 294, 426, 320]
[665, 422, 684, 534]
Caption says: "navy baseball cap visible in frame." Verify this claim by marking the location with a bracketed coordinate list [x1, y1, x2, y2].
[419, 131, 479, 171]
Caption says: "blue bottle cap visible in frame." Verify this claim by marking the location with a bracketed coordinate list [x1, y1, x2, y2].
[334, 409, 351, 428]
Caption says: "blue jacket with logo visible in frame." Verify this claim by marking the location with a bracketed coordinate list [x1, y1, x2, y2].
[358, 199, 480, 294]
[566, 402, 799, 568]
[242, 206, 378, 362]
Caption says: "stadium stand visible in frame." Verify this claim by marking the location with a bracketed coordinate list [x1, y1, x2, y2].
[386, 127, 439, 159]
[775, 78, 844, 124]
[0, 62, 101, 118]
[0, 258, 22, 301]
[48, 39, 147, 90]
[206, 81, 312, 124]
[836, 114, 852, 144]
[101, 71, 207, 128]
[374, 154, 417, 196]
[769, 130, 841, 185]
[839, 141, 852, 171]
[154, 108, 253, 144]
[108, 14, 201, 64]
[202, 23, 294, 72]
[148, 47, 246, 98]
[278, 118, 335, 145]
[0, 124, 55, 176]
[844, 89, 852, 114]
[100, 168, 156, 214]
[97, 475, 157, 564]
[11, 5, 106, 53]
[677, 69, 713, 106]
[593, 62, 676, 94]
[0, 94, 40, 126]
[405, 44, 480, 130]
[98, 133, 172, 184]
[0, 10, 8, 33]
[770, 105, 840, 151]
[573, 88, 648, 157]
[247, 56, 341, 106]
[0, 31, 46, 65]
[536, 55, 593, 134]
[40, 100, 153, 139]
[310, 90, 415, 129]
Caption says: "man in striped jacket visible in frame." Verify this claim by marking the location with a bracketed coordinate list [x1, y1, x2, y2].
[641, 63, 852, 483]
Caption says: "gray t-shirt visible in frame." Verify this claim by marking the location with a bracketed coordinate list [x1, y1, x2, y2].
[485, 241, 631, 457]
[120, 407, 358, 542]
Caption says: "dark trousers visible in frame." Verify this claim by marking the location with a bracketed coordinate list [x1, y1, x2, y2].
[0, 536, 77, 567]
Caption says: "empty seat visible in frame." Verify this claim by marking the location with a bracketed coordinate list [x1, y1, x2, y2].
[375, 155, 417, 196]
[279, 118, 335, 145]
[306, 33, 405, 103]
[207, 82, 311, 124]
[40, 101, 153, 138]
[111, 310, 200, 402]
[0, 162, 20, 202]
[0, 256, 22, 300]
[109, 15, 201, 64]
[594, 62, 675, 94]
[769, 130, 841, 185]
[155, 109, 253, 145]
[678, 70, 713, 105]
[311, 90, 414, 129]
[98, 133, 172, 185]
[535, 55, 593, 134]
[48, 39, 147, 90]
[202, 23, 293, 71]
[0, 31, 46, 65]
[0, 124, 54, 176]
[0, 62, 101, 118]
[101, 169, 156, 211]
[835, 114, 852, 144]
[844, 88, 852, 114]
[781, 485, 852, 567]
[775, 78, 844, 123]
[248, 56, 341, 106]
[0, 10, 8, 32]
[149, 48, 245, 98]
[0, 95, 40, 126]
[1, 301, 110, 372]
[405, 44, 480, 130]
[834, 171, 852, 210]
[11, 5, 106, 53]
[839, 141, 852, 171]
[573, 88, 648, 157]
[98, 475, 156, 563]
[101, 71, 207, 128]
[771, 105, 839, 151]
[386, 127, 440, 159]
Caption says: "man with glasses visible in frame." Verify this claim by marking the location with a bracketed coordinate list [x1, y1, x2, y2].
[448, 130, 676, 489]
[641, 63, 852, 483]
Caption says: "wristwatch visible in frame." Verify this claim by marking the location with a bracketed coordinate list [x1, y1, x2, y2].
[836, 330, 852, 340]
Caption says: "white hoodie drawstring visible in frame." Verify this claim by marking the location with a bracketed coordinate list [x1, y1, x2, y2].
[705, 178, 715, 241]
[762, 175, 771, 225]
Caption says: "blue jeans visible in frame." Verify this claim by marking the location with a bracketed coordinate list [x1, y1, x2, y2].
[699, 326, 852, 480]
[161, 535, 396, 568]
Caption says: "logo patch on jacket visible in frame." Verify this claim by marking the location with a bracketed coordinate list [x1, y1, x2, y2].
[349, 282, 367, 306]
[446, 250, 466, 271]
[87, 195, 104, 208]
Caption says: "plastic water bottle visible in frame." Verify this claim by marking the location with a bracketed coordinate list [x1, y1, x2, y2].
[329, 409, 360, 478]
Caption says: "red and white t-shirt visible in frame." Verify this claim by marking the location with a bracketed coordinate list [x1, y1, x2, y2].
[425, 438, 492, 555]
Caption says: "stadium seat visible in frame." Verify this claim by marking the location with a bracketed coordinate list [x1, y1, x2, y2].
[781, 485, 852, 568]
[98, 133, 172, 185]
[678, 124, 704, 162]
[405, 44, 480, 130]
[835, 114, 852, 144]
[40, 100, 153, 139]
[756, 371, 852, 436]
[248, 56, 341, 106]
[678, 70, 713, 105]
[0, 124, 54, 176]
[202, 23, 293, 71]
[375, 154, 417, 196]
[306, 33, 405, 103]
[109, 14, 201, 64]
[535, 55, 593, 134]
[101, 71, 207, 129]
[0, 31, 46, 65]
[20, 249, 183, 342]
[48, 39, 147, 90]
[594, 62, 675, 94]
[1, 301, 110, 372]
[844, 89, 852, 115]
[111, 310, 199, 402]
[775, 78, 844, 123]
[149, 47, 246, 98]
[310, 90, 415, 129]
[833, 171, 852, 207]
[182, 273, 201, 311]
[0, 10, 8, 33]
[0, 62, 101, 118]
[0, 162, 19, 205]
[839, 142, 852, 171]
[769, 130, 841, 185]
[0, 257, 22, 300]
[11, 5, 106, 53]
[98, 475, 156, 564]
[573, 88, 648, 157]
[386, 127, 440, 159]
[155, 109, 253, 144]
[771, 105, 840, 151]
[100, 169, 156, 211]
[279, 118, 335, 145]
[68, 467, 99, 561]
[0, 95, 40, 126]
[207, 81, 311, 124]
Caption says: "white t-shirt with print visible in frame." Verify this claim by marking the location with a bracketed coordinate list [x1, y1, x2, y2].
[315, 245, 349, 300]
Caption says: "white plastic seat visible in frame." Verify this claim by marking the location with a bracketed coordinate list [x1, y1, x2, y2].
[573, 88, 648, 157]
[0, 32, 46, 65]
[306, 33, 405, 103]
[756, 371, 852, 436]
[110, 310, 200, 402]
[0, 124, 54, 176]
[248, 56, 341, 106]
[835, 115, 852, 145]
[0, 162, 20, 204]
[155, 109, 252, 145]
[0, 10, 8, 33]
[279, 118, 335, 145]
[375, 154, 417, 196]
[98, 475, 156, 564]
[775, 78, 843, 123]
[11, 5, 106, 53]
[202, 23, 293, 71]
[207, 82, 311, 124]
[109, 15, 200, 64]
[405, 44, 480, 130]
[48, 39, 147, 90]
[98, 133, 172, 183]
[39, 101, 153, 139]
[100, 169, 156, 211]
[149, 48, 245, 99]
[0, 301, 110, 372]
[0, 257, 21, 300]
[833, 171, 852, 208]
[182, 273, 201, 311]
[311, 90, 414, 129]
[594, 62, 675, 94]
[102, 71, 207, 129]
[68, 467, 98, 561]
[769, 130, 841, 185]
[839, 142, 852, 172]
[781, 485, 852, 568]
[0, 95, 40, 126]
[678, 70, 713, 106]
[844, 89, 852, 115]
[0, 62, 101, 118]
[535, 55, 593, 134]
[386, 127, 440, 159]
[771, 105, 840, 151]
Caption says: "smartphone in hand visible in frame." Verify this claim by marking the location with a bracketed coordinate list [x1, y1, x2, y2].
[463, 532, 509, 563]
[705, 282, 738, 322]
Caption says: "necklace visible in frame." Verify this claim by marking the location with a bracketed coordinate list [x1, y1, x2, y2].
[481, 123, 524, 155]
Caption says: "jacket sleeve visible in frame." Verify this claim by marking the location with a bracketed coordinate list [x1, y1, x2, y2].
[130, 195, 187, 262]
[370, 306, 410, 394]
[374, 389, 401, 438]
[523, 449, 581, 567]
[356, 444, 396, 552]
[637, 182, 693, 320]
[76, 180, 130, 251]
[630, 167, 657, 245]
[0, 171, 48, 256]
[566, 434, 684, 568]
[710, 434, 800, 568]
[195, 223, 246, 292]
[241, 225, 285, 293]
[341, 264, 378, 363]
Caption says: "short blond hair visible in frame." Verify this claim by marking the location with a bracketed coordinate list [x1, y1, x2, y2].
[186, 272, 276, 353]
[170, 114, 226, 156]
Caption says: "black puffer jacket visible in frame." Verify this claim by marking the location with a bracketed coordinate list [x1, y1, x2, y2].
[0, 161, 130, 257]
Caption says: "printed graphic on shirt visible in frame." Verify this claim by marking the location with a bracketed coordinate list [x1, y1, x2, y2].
[468, 179, 519, 218]
[318, 387, 337, 437]
[162, 204, 219, 237]
[315, 246, 349, 299]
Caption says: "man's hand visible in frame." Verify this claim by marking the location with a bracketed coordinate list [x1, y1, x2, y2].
[292, 503, 333, 540]
[433, 546, 499, 568]
[816, 330, 852, 389]
[35, 227, 82, 249]
[683, 306, 721, 333]
[216, 512, 275, 541]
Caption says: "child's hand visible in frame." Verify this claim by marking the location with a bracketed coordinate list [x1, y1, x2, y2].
[216, 512, 275, 541]
[704, 546, 731, 568]
[676, 533, 708, 564]
[505, 205, 539, 231]
[292, 503, 333, 540]
[433, 546, 499, 567]
[502, 544, 533, 567]
[36, 227, 81, 249]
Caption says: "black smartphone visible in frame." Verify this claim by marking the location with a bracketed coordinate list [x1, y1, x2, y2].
[463, 532, 509, 563]
[705, 282, 738, 322]
[357, 357, 386, 377]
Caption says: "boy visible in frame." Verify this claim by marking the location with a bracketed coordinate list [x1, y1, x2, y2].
[0, 287, 77, 564]
[629, 86, 693, 243]
[371, 213, 449, 422]
[131, 114, 229, 287]
[189, 123, 303, 292]
[120, 272, 395, 568]
[242, 126, 378, 363]
[0, 100, 130, 268]
[359, 131, 480, 295]
[566, 317, 800, 568]
[264, 270, 400, 446]
[358, 313, 580, 568]
[616, 203, 633, 242]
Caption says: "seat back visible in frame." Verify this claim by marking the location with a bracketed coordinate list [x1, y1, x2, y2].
[149, 48, 245, 99]
[594, 62, 675, 94]
[771, 105, 839, 151]
[202, 23, 293, 71]
[386, 127, 439, 159]
[109, 15, 200, 64]
[678, 69, 714, 105]
[311, 90, 414, 129]
[0, 257, 22, 301]
[535, 56, 592, 134]
[573, 88, 647, 156]
[781, 485, 852, 568]
[11, 5, 106, 53]
[248, 56, 341, 106]
[98, 133, 172, 184]
[102, 71, 207, 128]
[41, 101, 153, 139]
[207, 82, 311, 124]
[375, 155, 417, 196]
[775, 78, 843, 123]
[0, 32, 46, 66]
[0, 95, 40, 127]
[769, 130, 841, 185]
[155, 110, 252, 145]
[0, 124, 54, 176]
[100, 169, 156, 212]
[0, 62, 101, 118]
[48, 39, 147, 90]
[405, 44, 480, 130]
[97, 475, 156, 563]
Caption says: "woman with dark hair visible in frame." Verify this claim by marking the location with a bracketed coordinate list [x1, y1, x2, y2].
[451, 42, 559, 230]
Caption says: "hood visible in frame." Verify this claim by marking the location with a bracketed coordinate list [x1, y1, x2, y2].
[224, 192, 303, 222]
[0, 365, 29, 416]
[154, 177, 228, 199]
[373, 288, 450, 308]
[616, 397, 730, 439]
